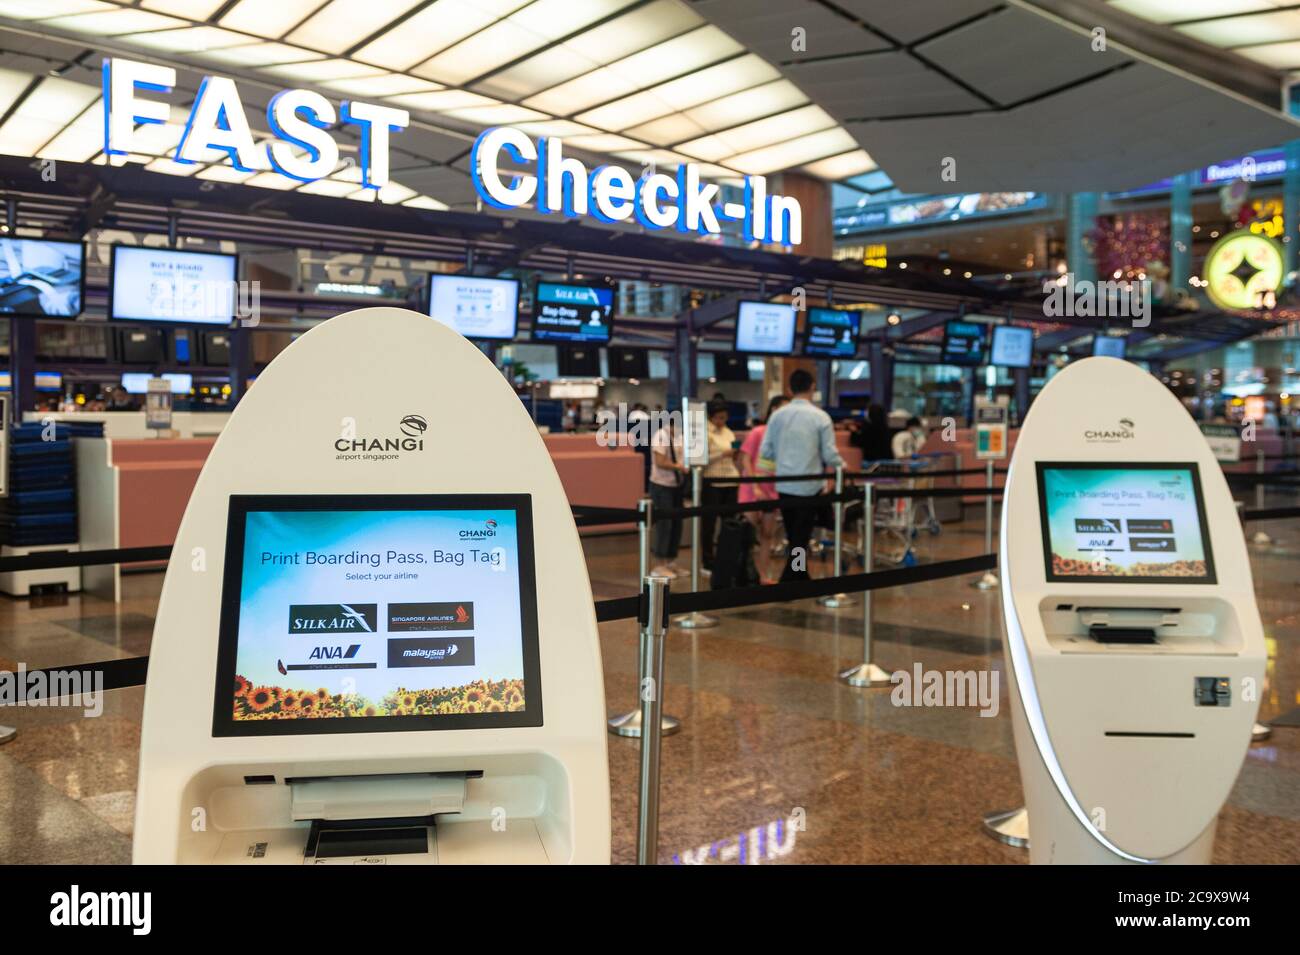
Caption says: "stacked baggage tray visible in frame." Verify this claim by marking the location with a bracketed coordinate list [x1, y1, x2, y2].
[0, 419, 103, 547]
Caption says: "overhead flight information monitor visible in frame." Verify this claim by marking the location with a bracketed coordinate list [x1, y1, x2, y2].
[1036, 462, 1215, 583]
[111, 246, 238, 325]
[0, 238, 84, 317]
[734, 301, 797, 354]
[990, 325, 1033, 368]
[428, 274, 519, 341]
[942, 320, 986, 365]
[213, 494, 542, 736]
[531, 280, 614, 343]
[803, 307, 860, 358]
[1093, 335, 1127, 359]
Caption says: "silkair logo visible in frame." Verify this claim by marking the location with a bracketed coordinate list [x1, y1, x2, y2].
[289, 603, 377, 634]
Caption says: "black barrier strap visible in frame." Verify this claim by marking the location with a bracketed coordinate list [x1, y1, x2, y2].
[874, 484, 1003, 500]
[1242, 505, 1300, 521]
[0, 545, 172, 572]
[574, 510, 641, 527]
[658, 487, 863, 521]
[9, 656, 150, 697]
[597, 593, 641, 624]
[702, 466, 1003, 485]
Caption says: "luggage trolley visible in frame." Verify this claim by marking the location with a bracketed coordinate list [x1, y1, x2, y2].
[857, 458, 943, 567]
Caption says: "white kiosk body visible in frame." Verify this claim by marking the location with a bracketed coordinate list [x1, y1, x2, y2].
[1000, 357, 1264, 864]
[133, 307, 610, 864]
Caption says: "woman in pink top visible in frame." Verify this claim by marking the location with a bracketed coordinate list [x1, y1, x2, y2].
[739, 397, 788, 581]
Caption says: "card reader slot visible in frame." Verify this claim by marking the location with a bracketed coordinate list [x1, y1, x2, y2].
[303, 815, 435, 859]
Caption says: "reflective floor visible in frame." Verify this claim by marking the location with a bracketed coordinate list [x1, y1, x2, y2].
[1, 498, 1298, 865]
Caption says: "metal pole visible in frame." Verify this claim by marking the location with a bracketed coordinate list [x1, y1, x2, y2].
[840, 482, 890, 686]
[636, 575, 670, 865]
[1252, 449, 1272, 545]
[819, 465, 856, 608]
[974, 459, 1000, 590]
[1235, 503, 1273, 742]
[676, 465, 717, 629]
[610, 498, 681, 737]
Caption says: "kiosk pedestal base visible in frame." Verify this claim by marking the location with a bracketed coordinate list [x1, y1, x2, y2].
[981, 807, 1029, 848]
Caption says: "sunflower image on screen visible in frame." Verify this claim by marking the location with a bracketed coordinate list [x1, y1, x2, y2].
[1038, 464, 1215, 583]
[233, 674, 526, 720]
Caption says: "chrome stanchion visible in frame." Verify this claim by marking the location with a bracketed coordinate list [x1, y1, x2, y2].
[637, 575, 670, 865]
[1252, 450, 1272, 545]
[973, 459, 999, 590]
[981, 807, 1029, 848]
[819, 465, 856, 609]
[840, 481, 891, 687]
[676, 465, 717, 629]
[1252, 722, 1272, 741]
[0, 725, 14, 745]
[610, 497, 681, 737]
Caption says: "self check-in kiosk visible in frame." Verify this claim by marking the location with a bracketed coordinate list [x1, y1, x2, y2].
[134, 307, 610, 863]
[1000, 357, 1264, 864]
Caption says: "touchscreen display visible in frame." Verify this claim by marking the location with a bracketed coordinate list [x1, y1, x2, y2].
[1037, 463, 1215, 583]
[213, 495, 541, 736]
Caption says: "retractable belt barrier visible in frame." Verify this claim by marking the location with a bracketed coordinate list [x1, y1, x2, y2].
[703, 466, 1002, 484]
[2, 496, 1297, 696]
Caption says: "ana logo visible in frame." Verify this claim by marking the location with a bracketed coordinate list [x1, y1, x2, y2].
[400, 414, 427, 437]
[308, 645, 361, 660]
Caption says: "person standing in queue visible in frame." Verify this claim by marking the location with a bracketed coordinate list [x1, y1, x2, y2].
[649, 413, 689, 578]
[759, 369, 844, 582]
[701, 399, 741, 573]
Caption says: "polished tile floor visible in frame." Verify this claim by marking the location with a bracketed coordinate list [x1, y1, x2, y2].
[0, 499, 1297, 865]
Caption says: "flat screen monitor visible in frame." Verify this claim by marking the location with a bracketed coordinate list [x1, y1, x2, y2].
[110, 245, 238, 325]
[557, 345, 601, 377]
[121, 372, 193, 395]
[34, 371, 62, 392]
[530, 280, 614, 343]
[990, 325, 1034, 368]
[0, 238, 84, 317]
[607, 347, 649, 379]
[734, 301, 797, 355]
[428, 274, 519, 341]
[1036, 462, 1216, 583]
[202, 330, 231, 366]
[213, 494, 543, 736]
[941, 320, 986, 365]
[116, 327, 166, 364]
[803, 307, 860, 358]
[1093, 335, 1127, 359]
[712, 353, 751, 382]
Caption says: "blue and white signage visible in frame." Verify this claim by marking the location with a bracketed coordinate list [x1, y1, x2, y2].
[471, 127, 803, 246]
[102, 57, 408, 189]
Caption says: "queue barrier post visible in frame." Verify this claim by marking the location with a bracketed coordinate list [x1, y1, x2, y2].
[675, 465, 718, 630]
[981, 807, 1030, 848]
[0, 725, 13, 745]
[636, 574, 670, 865]
[839, 481, 892, 687]
[609, 497, 681, 738]
[973, 459, 1000, 591]
[818, 465, 857, 609]
[1252, 450, 1273, 546]
[1234, 499, 1274, 741]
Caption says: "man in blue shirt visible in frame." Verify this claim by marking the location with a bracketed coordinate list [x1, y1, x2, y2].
[759, 369, 844, 581]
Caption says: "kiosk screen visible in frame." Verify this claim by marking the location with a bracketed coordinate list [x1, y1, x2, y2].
[1037, 463, 1215, 583]
[213, 494, 542, 736]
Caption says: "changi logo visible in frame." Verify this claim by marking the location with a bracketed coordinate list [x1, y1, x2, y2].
[1084, 418, 1135, 443]
[399, 414, 427, 437]
[334, 415, 427, 456]
[471, 127, 803, 246]
[288, 603, 377, 634]
[459, 520, 497, 540]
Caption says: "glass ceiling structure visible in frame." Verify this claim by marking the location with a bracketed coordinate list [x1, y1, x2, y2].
[0, 0, 878, 210]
